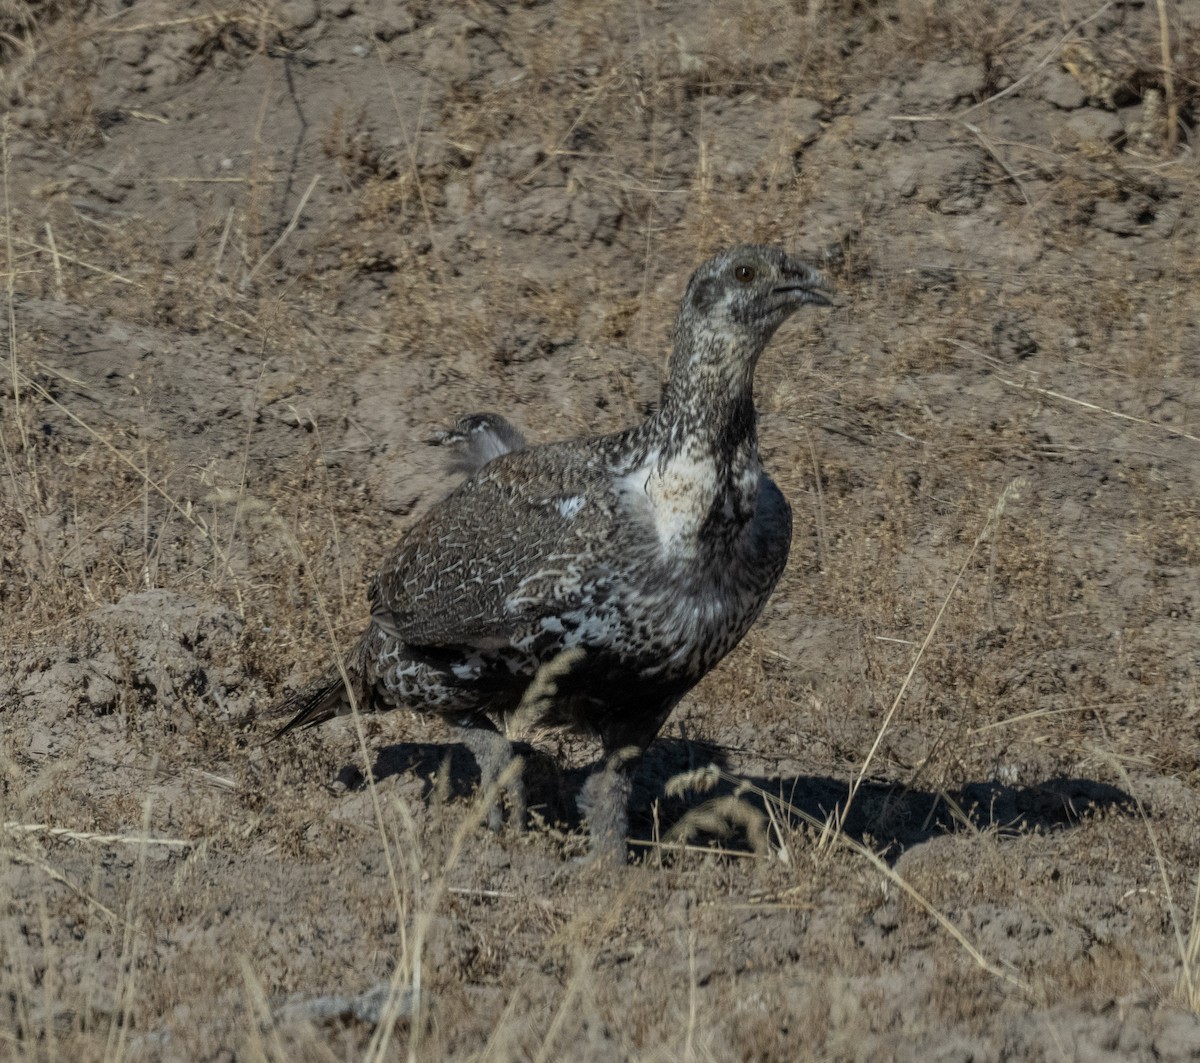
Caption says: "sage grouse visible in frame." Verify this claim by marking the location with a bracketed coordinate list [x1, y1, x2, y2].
[431, 412, 528, 476]
[274, 245, 832, 858]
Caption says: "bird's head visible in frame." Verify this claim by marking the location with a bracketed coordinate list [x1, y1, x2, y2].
[679, 244, 832, 343]
[667, 245, 832, 405]
[431, 412, 527, 477]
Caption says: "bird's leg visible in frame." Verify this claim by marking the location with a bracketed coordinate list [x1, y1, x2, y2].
[577, 745, 642, 863]
[458, 722, 525, 832]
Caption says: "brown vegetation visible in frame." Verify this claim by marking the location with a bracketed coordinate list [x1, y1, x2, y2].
[2, 0, 1199, 1059]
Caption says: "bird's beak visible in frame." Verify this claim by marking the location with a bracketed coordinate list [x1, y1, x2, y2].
[773, 259, 834, 307]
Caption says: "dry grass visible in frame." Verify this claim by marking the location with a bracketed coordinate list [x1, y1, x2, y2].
[3, 0, 1200, 1059]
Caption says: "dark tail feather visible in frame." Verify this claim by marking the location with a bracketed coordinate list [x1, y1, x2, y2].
[271, 668, 352, 740]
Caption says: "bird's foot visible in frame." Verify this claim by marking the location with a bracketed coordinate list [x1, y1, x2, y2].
[482, 765, 526, 833]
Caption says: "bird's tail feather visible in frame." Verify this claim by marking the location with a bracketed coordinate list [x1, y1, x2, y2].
[271, 642, 369, 740]
[271, 670, 349, 739]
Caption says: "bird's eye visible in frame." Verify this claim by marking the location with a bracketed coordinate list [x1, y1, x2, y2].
[734, 264, 755, 284]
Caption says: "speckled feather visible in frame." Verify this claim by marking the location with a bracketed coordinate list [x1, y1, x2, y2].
[273, 244, 831, 852]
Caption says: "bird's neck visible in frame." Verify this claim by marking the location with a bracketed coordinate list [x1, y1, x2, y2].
[656, 327, 761, 468]
[653, 391, 758, 479]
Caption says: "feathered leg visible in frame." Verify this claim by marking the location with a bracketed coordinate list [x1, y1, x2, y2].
[458, 722, 525, 832]
[577, 746, 641, 863]
[579, 697, 679, 862]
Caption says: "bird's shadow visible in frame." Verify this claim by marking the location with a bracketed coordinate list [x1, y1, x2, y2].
[345, 737, 1136, 861]
[627, 740, 1137, 859]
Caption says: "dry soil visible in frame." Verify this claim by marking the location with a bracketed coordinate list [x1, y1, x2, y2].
[2, 1, 1200, 1060]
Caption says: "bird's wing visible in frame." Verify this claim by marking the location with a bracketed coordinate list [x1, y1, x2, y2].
[369, 444, 626, 650]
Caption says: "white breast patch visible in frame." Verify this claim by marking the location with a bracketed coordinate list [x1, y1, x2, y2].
[620, 451, 720, 553]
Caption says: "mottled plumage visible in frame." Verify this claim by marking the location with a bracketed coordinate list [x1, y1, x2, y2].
[274, 245, 831, 858]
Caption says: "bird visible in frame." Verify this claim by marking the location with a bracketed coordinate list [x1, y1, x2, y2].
[272, 244, 832, 859]
[429, 412, 527, 476]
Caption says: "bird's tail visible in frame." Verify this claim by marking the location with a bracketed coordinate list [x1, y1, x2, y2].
[270, 642, 370, 740]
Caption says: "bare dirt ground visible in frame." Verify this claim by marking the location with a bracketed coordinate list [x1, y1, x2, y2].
[2, 1, 1199, 1059]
